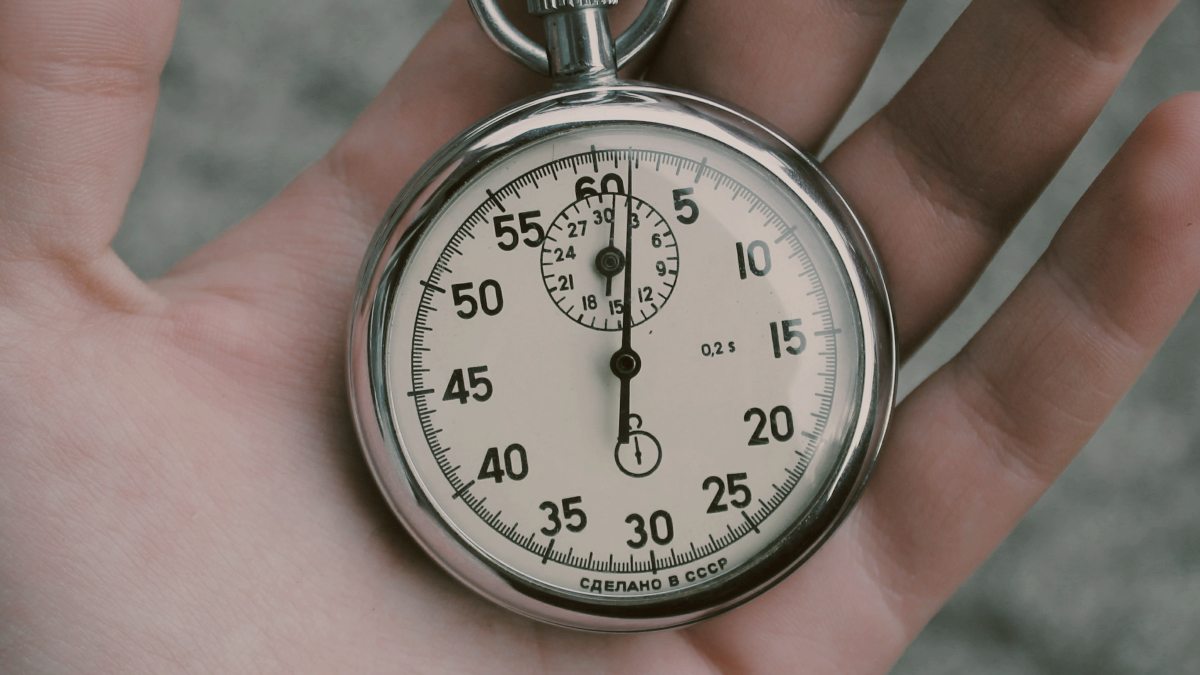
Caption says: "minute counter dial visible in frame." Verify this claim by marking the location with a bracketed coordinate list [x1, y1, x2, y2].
[540, 193, 679, 330]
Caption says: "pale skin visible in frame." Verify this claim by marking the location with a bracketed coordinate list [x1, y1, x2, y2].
[0, 0, 1196, 671]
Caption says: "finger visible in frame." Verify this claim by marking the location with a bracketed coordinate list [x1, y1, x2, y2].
[299, 0, 642, 225]
[683, 92, 1200, 675]
[0, 0, 179, 268]
[161, 1, 546, 295]
[648, 0, 905, 150]
[856, 93, 1200, 647]
[168, 0, 901, 322]
[825, 0, 1179, 354]
[159, 1, 634, 334]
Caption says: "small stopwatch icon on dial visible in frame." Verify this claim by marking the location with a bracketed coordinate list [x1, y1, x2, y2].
[540, 192, 679, 330]
[613, 414, 663, 478]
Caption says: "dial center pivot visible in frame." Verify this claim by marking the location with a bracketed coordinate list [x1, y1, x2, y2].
[610, 348, 641, 378]
[595, 246, 625, 277]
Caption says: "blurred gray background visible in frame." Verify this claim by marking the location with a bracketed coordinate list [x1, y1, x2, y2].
[114, 1, 1200, 672]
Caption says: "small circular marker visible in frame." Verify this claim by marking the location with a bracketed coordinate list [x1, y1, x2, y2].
[615, 430, 662, 478]
[614, 414, 662, 478]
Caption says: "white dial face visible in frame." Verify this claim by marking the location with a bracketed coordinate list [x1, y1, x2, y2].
[387, 124, 865, 601]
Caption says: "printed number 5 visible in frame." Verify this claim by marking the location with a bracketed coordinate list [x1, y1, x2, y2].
[673, 188, 699, 225]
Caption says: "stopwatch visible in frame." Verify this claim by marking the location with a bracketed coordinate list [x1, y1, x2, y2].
[348, 0, 895, 632]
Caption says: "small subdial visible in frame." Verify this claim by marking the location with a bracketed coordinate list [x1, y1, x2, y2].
[541, 193, 679, 330]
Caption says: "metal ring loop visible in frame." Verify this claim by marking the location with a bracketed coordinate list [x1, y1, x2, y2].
[468, 0, 681, 76]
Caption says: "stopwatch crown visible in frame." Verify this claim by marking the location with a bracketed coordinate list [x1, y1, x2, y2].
[527, 0, 618, 16]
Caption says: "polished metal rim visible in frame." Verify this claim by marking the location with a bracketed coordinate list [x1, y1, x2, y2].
[347, 82, 896, 632]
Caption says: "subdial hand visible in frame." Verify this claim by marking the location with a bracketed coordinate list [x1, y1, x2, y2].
[595, 245, 624, 297]
[596, 193, 624, 296]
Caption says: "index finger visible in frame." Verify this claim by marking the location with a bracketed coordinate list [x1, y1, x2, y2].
[649, 0, 905, 150]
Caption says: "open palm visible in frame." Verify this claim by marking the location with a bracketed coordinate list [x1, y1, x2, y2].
[2, 0, 1197, 671]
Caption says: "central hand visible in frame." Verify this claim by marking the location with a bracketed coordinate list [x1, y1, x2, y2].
[610, 159, 640, 444]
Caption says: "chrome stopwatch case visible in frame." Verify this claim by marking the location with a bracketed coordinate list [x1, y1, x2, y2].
[348, 0, 895, 632]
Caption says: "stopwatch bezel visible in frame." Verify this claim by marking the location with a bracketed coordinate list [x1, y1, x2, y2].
[348, 82, 896, 632]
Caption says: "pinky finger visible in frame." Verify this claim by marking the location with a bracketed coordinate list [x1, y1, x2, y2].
[857, 92, 1200, 633]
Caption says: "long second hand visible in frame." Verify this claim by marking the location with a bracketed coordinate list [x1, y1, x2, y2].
[617, 158, 636, 443]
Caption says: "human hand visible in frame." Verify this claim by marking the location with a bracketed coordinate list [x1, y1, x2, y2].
[1, 0, 1196, 672]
